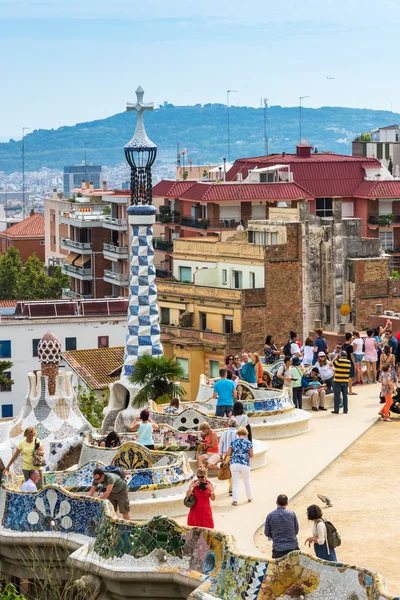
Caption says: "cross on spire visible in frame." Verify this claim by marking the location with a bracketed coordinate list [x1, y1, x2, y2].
[126, 86, 154, 116]
[125, 86, 156, 150]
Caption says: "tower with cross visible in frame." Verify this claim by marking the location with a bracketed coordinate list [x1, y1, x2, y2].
[122, 87, 163, 383]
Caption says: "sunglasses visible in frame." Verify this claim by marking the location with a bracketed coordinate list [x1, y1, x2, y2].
[234, 356, 239, 359]
[198, 476, 205, 479]
[94, 477, 101, 482]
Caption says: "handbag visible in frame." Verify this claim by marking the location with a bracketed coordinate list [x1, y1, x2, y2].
[218, 456, 231, 481]
[184, 493, 196, 508]
[33, 438, 46, 468]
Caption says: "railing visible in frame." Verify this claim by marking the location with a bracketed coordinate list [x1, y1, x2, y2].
[103, 243, 129, 256]
[104, 270, 129, 283]
[156, 213, 181, 225]
[156, 268, 173, 278]
[368, 214, 400, 225]
[180, 217, 246, 230]
[153, 238, 173, 252]
[60, 208, 105, 223]
[61, 238, 92, 251]
[62, 289, 93, 299]
[62, 264, 92, 277]
[103, 216, 127, 228]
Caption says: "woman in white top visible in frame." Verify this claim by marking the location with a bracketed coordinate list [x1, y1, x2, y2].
[301, 337, 314, 366]
[352, 331, 364, 386]
[289, 331, 302, 358]
[314, 353, 334, 394]
[305, 504, 337, 562]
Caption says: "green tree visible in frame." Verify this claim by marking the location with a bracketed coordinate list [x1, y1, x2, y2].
[128, 355, 186, 408]
[388, 156, 393, 174]
[76, 386, 108, 428]
[0, 582, 26, 599]
[0, 246, 22, 300]
[17, 254, 49, 299]
[0, 358, 13, 391]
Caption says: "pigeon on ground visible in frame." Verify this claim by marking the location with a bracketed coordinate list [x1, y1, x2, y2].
[317, 494, 333, 507]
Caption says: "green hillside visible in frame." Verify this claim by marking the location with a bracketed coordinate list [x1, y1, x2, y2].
[0, 104, 398, 173]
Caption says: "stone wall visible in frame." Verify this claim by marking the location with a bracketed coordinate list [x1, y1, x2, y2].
[241, 288, 267, 352]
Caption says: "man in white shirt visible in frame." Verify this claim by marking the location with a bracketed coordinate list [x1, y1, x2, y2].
[20, 470, 40, 492]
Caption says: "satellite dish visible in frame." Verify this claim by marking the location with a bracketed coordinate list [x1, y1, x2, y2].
[340, 304, 351, 316]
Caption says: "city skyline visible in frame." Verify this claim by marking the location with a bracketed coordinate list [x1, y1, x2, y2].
[2, 0, 400, 139]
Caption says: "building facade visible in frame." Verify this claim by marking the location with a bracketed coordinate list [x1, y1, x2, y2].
[63, 165, 103, 197]
[352, 125, 400, 175]
[0, 298, 128, 416]
[0, 211, 45, 262]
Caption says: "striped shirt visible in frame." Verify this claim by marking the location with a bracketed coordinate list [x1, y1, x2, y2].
[264, 507, 299, 552]
[218, 428, 237, 455]
[333, 357, 351, 382]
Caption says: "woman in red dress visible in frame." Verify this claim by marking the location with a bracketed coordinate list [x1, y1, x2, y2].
[186, 467, 215, 528]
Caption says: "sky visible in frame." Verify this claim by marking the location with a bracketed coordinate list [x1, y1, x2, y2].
[1, 0, 400, 140]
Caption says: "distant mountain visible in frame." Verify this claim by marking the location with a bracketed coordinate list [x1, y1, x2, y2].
[0, 104, 398, 174]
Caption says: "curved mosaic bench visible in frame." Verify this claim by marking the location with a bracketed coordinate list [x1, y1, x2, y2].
[79, 431, 269, 472]
[0, 486, 397, 600]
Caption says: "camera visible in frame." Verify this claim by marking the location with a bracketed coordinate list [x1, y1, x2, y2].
[199, 481, 207, 491]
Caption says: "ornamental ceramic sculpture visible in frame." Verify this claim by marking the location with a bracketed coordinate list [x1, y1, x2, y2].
[0, 331, 93, 472]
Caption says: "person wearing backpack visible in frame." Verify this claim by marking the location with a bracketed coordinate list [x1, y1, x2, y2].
[313, 328, 328, 365]
[88, 467, 130, 520]
[291, 357, 304, 409]
[305, 504, 339, 562]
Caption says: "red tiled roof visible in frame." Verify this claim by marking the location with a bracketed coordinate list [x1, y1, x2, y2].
[0, 213, 44, 239]
[0, 300, 17, 308]
[62, 347, 124, 390]
[178, 182, 312, 202]
[353, 180, 400, 198]
[153, 180, 197, 197]
[226, 154, 382, 197]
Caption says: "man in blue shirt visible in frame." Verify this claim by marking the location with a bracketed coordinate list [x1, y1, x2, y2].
[213, 368, 237, 417]
[264, 494, 299, 558]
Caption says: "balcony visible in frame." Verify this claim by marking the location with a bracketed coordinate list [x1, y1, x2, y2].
[156, 212, 181, 225]
[60, 238, 92, 254]
[153, 238, 173, 252]
[103, 270, 129, 287]
[103, 243, 129, 260]
[156, 268, 173, 278]
[62, 289, 93, 300]
[59, 206, 106, 228]
[103, 216, 127, 231]
[180, 216, 245, 230]
[368, 214, 400, 226]
[62, 263, 93, 280]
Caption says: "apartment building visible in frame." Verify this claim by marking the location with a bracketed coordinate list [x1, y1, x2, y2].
[352, 125, 400, 174]
[0, 298, 128, 416]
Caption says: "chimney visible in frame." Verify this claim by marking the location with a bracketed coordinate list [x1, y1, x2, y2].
[30, 208, 35, 216]
[376, 303, 383, 314]
[296, 143, 311, 158]
[52, 189, 58, 200]
[89, 181, 94, 191]
[82, 180, 87, 190]
[102, 181, 107, 191]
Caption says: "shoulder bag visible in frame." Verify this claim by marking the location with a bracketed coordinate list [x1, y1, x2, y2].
[184, 493, 196, 508]
[33, 438, 46, 468]
[217, 455, 231, 481]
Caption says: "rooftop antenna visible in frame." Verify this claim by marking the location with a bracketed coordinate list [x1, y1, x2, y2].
[227, 89, 238, 162]
[84, 142, 87, 167]
[263, 98, 269, 156]
[299, 96, 310, 143]
[22, 127, 32, 219]
[177, 142, 181, 168]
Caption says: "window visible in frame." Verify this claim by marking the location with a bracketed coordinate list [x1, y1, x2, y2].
[32, 339, 40, 357]
[223, 316, 234, 334]
[324, 305, 331, 324]
[250, 272, 255, 288]
[179, 266, 192, 283]
[176, 357, 189, 380]
[270, 232, 278, 245]
[0, 372, 12, 392]
[209, 360, 220, 378]
[222, 269, 228, 285]
[385, 144, 390, 160]
[1, 404, 13, 418]
[379, 200, 393, 215]
[65, 337, 77, 351]
[377, 143, 383, 160]
[248, 230, 254, 243]
[199, 312, 207, 331]
[379, 231, 394, 250]
[98, 336, 109, 349]
[0, 341, 11, 358]
[232, 270, 242, 289]
[160, 307, 170, 325]
[316, 198, 333, 217]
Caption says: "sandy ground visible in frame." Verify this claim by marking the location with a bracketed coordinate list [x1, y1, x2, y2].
[254, 418, 400, 595]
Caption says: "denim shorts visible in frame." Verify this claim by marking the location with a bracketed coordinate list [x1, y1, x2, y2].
[354, 354, 364, 363]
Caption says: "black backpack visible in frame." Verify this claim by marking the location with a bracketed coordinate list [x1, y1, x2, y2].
[282, 340, 292, 356]
[272, 366, 284, 389]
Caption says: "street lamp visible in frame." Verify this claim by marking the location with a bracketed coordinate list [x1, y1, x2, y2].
[299, 96, 310, 143]
[22, 127, 32, 218]
[227, 89, 238, 162]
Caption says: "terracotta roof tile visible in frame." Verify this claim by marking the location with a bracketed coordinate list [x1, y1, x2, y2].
[153, 180, 197, 197]
[0, 213, 44, 239]
[353, 180, 400, 198]
[178, 182, 312, 202]
[62, 347, 124, 390]
[0, 300, 17, 308]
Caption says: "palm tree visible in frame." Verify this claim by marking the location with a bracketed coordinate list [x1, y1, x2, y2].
[128, 355, 186, 408]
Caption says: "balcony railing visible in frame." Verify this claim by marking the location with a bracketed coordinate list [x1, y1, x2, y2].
[153, 238, 173, 252]
[368, 214, 400, 225]
[60, 207, 106, 225]
[156, 213, 181, 225]
[62, 264, 92, 278]
[103, 243, 129, 257]
[180, 216, 246, 230]
[103, 270, 129, 285]
[62, 289, 93, 300]
[103, 216, 127, 229]
[156, 268, 173, 278]
[61, 238, 92, 252]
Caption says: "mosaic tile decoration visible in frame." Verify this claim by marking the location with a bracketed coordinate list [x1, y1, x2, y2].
[150, 409, 230, 432]
[0, 484, 399, 600]
[123, 205, 163, 379]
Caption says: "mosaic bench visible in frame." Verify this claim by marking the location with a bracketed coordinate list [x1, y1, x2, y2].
[0, 487, 398, 600]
